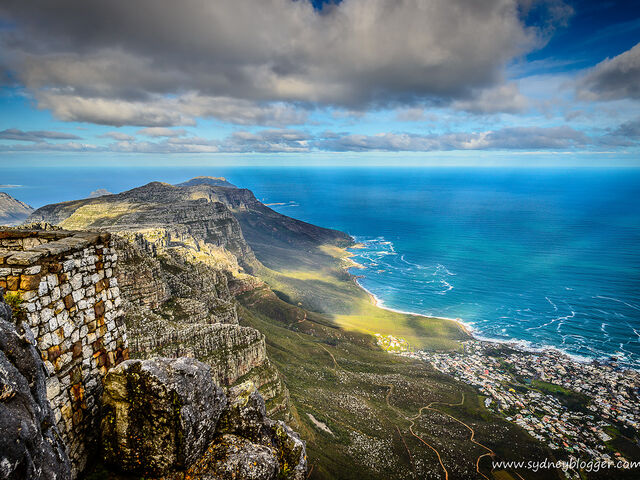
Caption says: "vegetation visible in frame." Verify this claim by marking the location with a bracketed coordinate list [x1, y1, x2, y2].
[4, 291, 24, 316]
[254, 243, 467, 351]
[238, 288, 562, 479]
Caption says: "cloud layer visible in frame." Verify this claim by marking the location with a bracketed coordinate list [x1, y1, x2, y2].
[0, 0, 548, 126]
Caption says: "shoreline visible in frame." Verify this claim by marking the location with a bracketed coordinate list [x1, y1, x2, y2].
[343, 245, 638, 370]
[342, 246, 474, 337]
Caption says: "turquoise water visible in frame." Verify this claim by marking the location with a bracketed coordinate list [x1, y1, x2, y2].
[2, 165, 640, 367]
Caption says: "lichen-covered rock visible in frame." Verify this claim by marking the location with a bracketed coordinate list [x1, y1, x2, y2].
[101, 357, 227, 476]
[172, 434, 280, 480]
[0, 290, 71, 480]
[217, 382, 307, 480]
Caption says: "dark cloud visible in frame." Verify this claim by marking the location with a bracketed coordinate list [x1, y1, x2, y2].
[611, 118, 640, 138]
[0, 128, 81, 141]
[576, 42, 640, 101]
[0, 0, 566, 126]
[599, 118, 640, 147]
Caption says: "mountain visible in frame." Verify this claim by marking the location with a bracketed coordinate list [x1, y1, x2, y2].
[88, 188, 112, 198]
[177, 176, 237, 188]
[0, 191, 33, 225]
[26, 177, 561, 480]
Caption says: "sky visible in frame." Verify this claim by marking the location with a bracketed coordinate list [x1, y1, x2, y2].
[0, 0, 639, 166]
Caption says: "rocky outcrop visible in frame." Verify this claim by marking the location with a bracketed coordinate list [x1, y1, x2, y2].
[112, 232, 288, 416]
[0, 290, 71, 480]
[0, 192, 33, 226]
[101, 357, 306, 480]
[102, 357, 227, 476]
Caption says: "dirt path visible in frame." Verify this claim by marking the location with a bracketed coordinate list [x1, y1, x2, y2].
[409, 405, 450, 480]
[425, 394, 495, 480]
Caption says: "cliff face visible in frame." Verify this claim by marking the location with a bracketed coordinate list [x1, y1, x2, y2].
[25, 178, 350, 420]
[114, 232, 288, 416]
[0, 192, 33, 226]
[101, 358, 306, 480]
[0, 290, 72, 480]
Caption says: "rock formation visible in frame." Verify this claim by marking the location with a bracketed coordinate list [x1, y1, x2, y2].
[25, 180, 333, 417]
[101, 358, 306, 480]
[102, 357, 227, 476]
[0, 192, 33, 226]
[0, 289, 72, 480]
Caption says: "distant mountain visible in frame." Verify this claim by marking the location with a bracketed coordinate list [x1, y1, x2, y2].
[176, 176, 236, 188]
[88, 188, 112, 198]
[0, 191, 33, 225]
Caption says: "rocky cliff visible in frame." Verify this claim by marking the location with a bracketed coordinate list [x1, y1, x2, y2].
[0, 290, 72, 480]
[101, 358, 306, 480]
[0, 192, 33, 226]
[26, 181, 310, 417]
[113, 231, 289, 417]
[0, 288, 306, 480]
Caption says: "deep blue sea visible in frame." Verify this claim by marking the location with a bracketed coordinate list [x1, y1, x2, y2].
[3, 165, 640, 367]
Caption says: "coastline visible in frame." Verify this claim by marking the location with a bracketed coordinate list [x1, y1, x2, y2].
[343, 244, 637, 370]
[341, 245, 473, 338]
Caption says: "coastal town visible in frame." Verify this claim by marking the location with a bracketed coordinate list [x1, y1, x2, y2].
[401, 340, 640, 467]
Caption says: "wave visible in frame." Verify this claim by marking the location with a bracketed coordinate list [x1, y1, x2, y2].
[348, 237, 639, 369]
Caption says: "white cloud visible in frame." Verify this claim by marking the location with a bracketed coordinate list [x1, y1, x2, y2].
[452, 83, 529, 114]
[137, 127, 187, 138]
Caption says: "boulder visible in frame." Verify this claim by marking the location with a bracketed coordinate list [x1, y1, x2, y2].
[0, 290, 71, 480]
[168, 434, 280, 480]
[217, 382, 307, 480]
[101, 357, 227, 476]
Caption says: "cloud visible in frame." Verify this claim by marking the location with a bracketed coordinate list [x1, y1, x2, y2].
[452, 83, 529, 114]
[0, 128, 81, 141]
[0, 0, 562, 126]
[611, 118, 640, 138]
[34, 93, 195, 127]
[599, 118, 640, 147]
[576, 42, 640, 101]
[0, 141, 100, 152]
[99, 131, 135, 141]
[137, 127, 187, 137]
[0, 125, 602, 154]
[316, 126, 590, 151]
[221, 129, 311, 153]
[395, 108, 429, 122]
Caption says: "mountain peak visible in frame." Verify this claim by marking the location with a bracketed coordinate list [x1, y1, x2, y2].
[0, 191, 33, 226]
[177, 176, 236, 188]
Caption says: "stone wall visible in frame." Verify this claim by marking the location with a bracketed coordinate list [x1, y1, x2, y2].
[0, 229, 128, 479]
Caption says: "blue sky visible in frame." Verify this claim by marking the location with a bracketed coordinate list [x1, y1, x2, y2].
[0, 0, 638, 166]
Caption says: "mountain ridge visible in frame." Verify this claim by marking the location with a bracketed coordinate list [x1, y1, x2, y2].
[0, 191, 33, 225]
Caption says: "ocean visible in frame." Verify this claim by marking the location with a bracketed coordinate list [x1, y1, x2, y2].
[3, 165, 640, 367]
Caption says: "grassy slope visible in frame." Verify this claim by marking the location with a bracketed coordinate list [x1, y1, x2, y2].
[251, 241, 468, 351]
[238, 287, 561, 480]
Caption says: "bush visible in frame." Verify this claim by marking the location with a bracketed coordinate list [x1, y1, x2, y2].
[4, 291, 24, 315]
